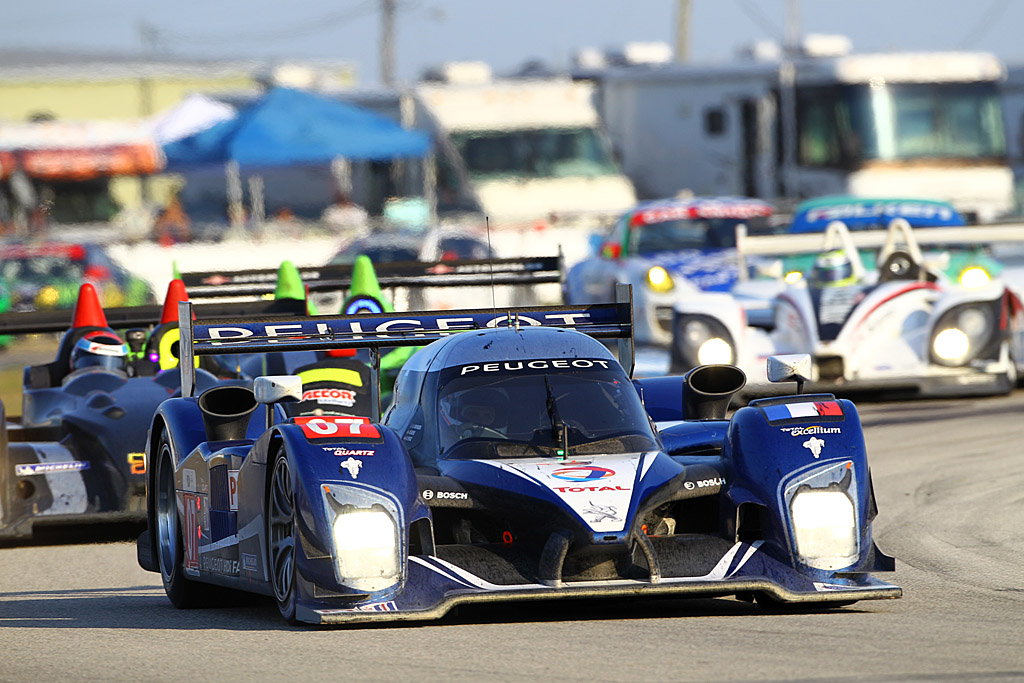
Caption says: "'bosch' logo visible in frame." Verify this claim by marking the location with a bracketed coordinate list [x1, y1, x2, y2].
[421, 490, 468, 501]
[550, 466, 615, 482]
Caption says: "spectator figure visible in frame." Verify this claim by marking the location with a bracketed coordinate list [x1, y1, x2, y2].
[321, 192, 368, 230]
[155, 196, 192, 246]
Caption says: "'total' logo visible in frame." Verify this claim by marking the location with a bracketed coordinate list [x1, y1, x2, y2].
[550, 466, 615, 482]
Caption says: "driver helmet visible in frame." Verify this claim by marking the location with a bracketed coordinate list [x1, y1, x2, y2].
[70, 331, 129, 373]
[810, 250, 856, 288]
[444, 387, 509, 438]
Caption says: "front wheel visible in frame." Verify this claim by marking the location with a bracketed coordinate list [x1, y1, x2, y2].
[156, 433, 213, 608]
[268, 450, 299, 624]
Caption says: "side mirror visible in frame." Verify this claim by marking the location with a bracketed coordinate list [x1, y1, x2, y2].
[601, 242, 622, 260]
[766, 354, 812, 394]
[254, 375, 303, 404]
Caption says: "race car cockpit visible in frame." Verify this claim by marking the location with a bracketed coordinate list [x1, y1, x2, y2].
[436, 359, 659, 460]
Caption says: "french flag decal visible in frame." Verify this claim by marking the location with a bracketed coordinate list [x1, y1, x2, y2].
[763, 401, 843, 422]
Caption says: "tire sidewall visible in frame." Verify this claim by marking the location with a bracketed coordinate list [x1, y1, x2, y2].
[268, 451, 299, 624]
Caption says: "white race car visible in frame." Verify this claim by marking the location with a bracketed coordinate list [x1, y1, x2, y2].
[669, 218, 1024, 397]
[563, 197, 779, 353]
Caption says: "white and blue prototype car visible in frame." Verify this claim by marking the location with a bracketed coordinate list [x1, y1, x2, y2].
[137, 288, 900, 624]
[564, 196, 778, 352]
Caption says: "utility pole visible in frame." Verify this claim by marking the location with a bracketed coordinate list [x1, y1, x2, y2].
[674, 0, 691, 63]
[380, 0, 396, 86]
[778, 0, 801, 199]
[784, 0, 801, 55]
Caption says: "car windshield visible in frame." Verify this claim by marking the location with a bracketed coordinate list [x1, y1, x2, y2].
[436, 359, 659, 460]
[1, 256, 83, 286]
[630, 217, 772, 254]
[437, 236, 491, 260]
[330, 241, 420, 265]
[451, 127, 621, 179]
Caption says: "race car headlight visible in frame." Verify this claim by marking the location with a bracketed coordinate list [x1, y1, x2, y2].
[930, 303, 998, 366]
[332, 508, 400, 592]
[933, 328, 969, 362]
[790, 490, 858, 570]
[959, 267, 990, 289]
[646, 266, 674, 293]
[673, 315, 735, 369]
[697, 337, 733, 365]
[784, 271, 803, 284]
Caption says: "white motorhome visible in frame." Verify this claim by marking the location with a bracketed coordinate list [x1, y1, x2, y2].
[415, 62, 637, 227]
[591, 40, 1013, 222]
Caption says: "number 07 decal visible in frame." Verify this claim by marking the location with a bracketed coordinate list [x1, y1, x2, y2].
[294, 416, 380, 440]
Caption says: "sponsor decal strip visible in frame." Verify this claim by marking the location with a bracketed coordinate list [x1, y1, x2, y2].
[15, 461, 89, 476]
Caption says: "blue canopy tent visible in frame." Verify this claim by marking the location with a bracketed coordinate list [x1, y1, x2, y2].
[163, 87, 430, 167]
[162, 87, 432, 227]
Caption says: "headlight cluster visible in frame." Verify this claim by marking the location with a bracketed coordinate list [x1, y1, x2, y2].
[673, 315, 734, 367]
[790, 489, 858, 570]
[323, 485, 401, 593]
[646, 266, 674, 293]
[930, 303, 998, 366]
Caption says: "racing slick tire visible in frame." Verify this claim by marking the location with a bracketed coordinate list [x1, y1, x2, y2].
[267, 449, 300, 624]
[155, 433, 215, 608]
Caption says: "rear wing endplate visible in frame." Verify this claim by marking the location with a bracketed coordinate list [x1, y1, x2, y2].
[180, 254, 565, 298]
[178, 283, 635, 399]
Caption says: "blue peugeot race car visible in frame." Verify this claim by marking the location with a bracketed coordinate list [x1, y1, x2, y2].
[136, 286, 900, 624]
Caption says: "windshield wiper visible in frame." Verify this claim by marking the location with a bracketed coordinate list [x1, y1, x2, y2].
[544, 376, 570, 460]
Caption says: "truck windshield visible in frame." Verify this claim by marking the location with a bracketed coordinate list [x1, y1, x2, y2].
[452, 128, 621, 179]
[436, 359, 659, 460]
[797, 81, 1006, 167]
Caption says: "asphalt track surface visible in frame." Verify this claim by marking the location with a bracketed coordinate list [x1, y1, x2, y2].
[1, 390, 1023, 681]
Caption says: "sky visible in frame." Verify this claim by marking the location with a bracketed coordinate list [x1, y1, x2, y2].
[4, 0, 1024, 86]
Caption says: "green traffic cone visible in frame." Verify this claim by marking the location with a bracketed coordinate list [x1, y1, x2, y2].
[350, 254, 393, 313]
[274, 261, 306, 301]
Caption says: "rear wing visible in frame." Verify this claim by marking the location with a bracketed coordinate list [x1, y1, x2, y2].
[179, 254, 565, 298]
[736, 219, 1024, 281]
[0, 299, 307, 336]
[179, 283, 635, 414]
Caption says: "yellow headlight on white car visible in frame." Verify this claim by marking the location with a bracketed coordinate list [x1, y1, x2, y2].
[646, 266, 674, 293]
